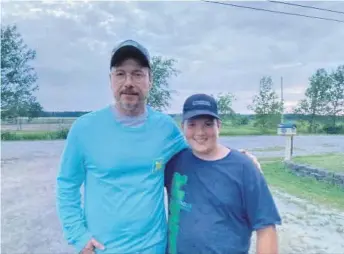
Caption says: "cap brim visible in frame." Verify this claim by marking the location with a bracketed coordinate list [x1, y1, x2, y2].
[111, 46, 150, 68]
[182, 110, 220, 121]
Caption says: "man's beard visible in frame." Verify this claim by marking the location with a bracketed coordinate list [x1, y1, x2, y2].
[119, 100, 139, 111]
[117, 95, 146, 116]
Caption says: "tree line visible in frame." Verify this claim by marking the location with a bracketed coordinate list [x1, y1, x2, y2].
[1, 24, 343, 134]
[214, 68, 344, 134]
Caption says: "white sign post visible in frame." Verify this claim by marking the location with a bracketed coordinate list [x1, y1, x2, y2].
[277, 124, 297, 161]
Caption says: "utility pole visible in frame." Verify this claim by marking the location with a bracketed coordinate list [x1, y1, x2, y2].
[281, 76, 284, 124]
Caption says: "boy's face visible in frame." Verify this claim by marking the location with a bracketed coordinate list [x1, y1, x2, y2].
[182, 115, 220, 155]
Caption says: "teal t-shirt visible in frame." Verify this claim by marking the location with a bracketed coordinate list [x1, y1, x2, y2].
[56, 105, 187, 253]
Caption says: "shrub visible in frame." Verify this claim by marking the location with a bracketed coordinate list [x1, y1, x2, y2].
[322, 124, 344, 134]
[54, 128, 69, 139]
[1, 131, 17, 140]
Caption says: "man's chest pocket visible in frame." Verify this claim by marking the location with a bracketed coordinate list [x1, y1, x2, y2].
[83, 145, 167, 182]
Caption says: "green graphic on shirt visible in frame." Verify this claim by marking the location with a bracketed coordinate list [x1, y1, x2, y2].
[168, 172, 188, 254]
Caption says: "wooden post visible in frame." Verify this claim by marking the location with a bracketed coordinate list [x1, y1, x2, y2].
[285, 136, 292, 161]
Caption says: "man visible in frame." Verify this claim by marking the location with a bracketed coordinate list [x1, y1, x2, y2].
[56, 40, 187, 254]
[56, 40, 262, 254]
[165, 94, 282, 254]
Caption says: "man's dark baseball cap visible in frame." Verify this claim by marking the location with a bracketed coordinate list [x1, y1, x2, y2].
[110, 39, 151, 69]
[182, 93, 220, 121]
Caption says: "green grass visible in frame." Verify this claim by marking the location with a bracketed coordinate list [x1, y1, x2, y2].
[1, 124, 275, 141]
[292, 153, 344, 173]
[252, 146, 285, 152]
[2, 118, 344, 141]
[253, 146, 306, 152]
[219, 124, 276, 136]
[262, 161, 344, 211]
[1, 129, 69, 141]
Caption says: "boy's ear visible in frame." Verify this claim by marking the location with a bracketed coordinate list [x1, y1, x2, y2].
[217, 119, 222, 128]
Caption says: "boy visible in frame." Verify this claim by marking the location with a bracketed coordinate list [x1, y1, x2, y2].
[165, 94, 282, 254]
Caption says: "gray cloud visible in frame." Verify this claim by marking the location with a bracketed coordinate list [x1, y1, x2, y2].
[2, 1, 344, 113]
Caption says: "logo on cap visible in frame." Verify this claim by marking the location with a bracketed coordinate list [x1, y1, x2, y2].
[192, 100, 211, 107]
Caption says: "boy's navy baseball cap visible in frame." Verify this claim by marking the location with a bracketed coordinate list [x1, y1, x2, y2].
[110, 39, 151, 69]
[182, 93, 220, 121]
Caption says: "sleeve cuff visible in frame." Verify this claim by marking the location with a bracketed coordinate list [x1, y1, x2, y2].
[253, 220, 282, 231]
[73, 231, 93, 253]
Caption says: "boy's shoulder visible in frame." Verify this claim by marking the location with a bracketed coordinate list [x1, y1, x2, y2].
[169, 148, 254, 167]
[168, 147, 193, 164]
[229, 149, 257, 166]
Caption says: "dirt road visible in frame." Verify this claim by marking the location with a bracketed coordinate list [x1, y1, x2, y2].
[1, 139, 344, 253]
[250, 190, 344, 254]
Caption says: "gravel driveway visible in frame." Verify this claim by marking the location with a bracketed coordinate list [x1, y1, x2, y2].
[1, 136, 344, 253]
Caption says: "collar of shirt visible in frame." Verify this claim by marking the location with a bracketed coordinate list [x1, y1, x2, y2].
[111, 104, 148, 127]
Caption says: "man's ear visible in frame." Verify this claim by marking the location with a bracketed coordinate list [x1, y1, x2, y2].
[149, 71, 153, 88]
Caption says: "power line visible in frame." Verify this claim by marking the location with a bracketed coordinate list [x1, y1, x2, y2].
[268, 1, 344, 15]
[202, 0, 344, 24]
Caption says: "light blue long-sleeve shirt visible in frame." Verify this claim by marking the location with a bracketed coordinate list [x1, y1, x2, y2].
[56, 105, 187, 253]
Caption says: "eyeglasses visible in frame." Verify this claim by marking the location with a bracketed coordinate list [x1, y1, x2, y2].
[110, 71, 147, 83]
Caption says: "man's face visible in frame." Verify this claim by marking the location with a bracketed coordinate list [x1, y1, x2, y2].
[182, 115, 220, 155]
[110, 58, 151, 112]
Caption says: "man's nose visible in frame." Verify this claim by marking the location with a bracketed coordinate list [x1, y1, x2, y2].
[124, 74, 133, 86]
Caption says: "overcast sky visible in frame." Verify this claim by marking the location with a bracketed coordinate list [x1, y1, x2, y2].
[2, 0, 344, 113]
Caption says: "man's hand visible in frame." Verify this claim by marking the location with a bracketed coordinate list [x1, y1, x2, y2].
[81, 238, 105, 254]
[239, 149, 262, 173]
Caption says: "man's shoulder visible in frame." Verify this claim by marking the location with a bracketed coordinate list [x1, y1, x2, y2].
[70, 106, 110, 131]
[148, 107, 176, 124]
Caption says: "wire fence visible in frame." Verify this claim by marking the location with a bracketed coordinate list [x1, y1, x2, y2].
[1, 117, 77, 131]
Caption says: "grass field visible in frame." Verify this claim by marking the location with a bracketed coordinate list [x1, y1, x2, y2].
[262, 160, 344, 211]
[1, 129, 68, 141]
[252, 146, 285, 152]
[1, 120, 278, 141]
[220, 124, 276, 136]
[1, 116, 344, 140]
[174, 120, 277, 136]
[292, 153, 344, 173]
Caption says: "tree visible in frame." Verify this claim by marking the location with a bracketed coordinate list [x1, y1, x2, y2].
[216, 92, 236, 115]
[248, 76, 283, 130]
[327, 65, 344, 126]
[147, 56, 179, 111]
[1, 24, 42, 120]
[293, 68, 331, 132]
[213, 92, 235, 123]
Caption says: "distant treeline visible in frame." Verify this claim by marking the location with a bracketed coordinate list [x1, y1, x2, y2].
[280, 114, 344, 123]
[39, 111, 91, 117]
[40, 111, 344, 123]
